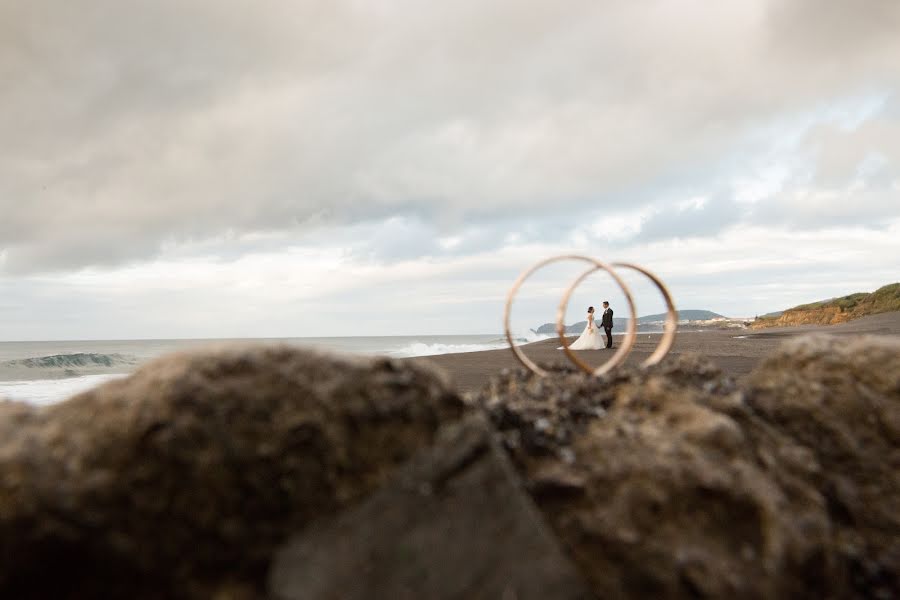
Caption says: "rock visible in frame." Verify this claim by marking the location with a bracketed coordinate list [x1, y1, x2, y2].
[268, 414, 593, 600]
[2, 334, 898, 599]
[480, 354, 734, 466]
[0, 346, 464, 599]
[473, 338, 900, 599]
[745, 335, 900, 596]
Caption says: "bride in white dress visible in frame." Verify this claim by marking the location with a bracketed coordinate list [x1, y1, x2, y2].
[567, 306, 605, 350]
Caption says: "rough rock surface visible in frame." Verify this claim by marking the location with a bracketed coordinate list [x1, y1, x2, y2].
[0, 346, 464, 599]
[745, 334, 900, 595]
[1, 334, 898, 599]
[476, 335, 900, 599]
[269, 414, 593, 600]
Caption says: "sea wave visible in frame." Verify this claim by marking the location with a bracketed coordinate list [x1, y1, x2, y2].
[389, 333, 550, 358]
[389, 342, 508, 357]
[0, 374, 126, 406]
[1, 353, 138, 369]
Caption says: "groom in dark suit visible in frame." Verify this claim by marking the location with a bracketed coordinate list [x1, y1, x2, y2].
[601, 301, 614, 348]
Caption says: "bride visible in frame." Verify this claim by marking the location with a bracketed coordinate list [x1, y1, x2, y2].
[566, 306, 605, 350]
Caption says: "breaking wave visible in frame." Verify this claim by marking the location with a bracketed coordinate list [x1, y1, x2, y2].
[0, 374, 126, 405]
[2, 353, 138, 369]
[389, 333, 550, 358]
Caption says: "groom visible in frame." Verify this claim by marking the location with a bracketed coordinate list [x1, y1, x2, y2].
[601, 301, 614, 349]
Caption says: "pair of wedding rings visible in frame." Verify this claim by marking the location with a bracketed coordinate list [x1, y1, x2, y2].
[503, 255, 678, 377]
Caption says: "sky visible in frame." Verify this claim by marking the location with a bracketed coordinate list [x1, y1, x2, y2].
[1, 0, 899, 340]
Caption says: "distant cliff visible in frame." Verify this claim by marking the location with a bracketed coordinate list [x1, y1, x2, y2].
[751, 283, 900, 329]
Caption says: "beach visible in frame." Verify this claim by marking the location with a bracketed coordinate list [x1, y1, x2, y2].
[0, 334, 511, 404]
[417, 312, 900, 394]
[3, 313, 899, 405]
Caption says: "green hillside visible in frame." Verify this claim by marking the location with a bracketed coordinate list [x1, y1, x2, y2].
[792, 292, 870, 312]
[753, 283, 900, 328]
[793, 283, 900, 315]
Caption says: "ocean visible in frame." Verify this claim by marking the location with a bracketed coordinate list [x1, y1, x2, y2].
[0, 334, 546, 405]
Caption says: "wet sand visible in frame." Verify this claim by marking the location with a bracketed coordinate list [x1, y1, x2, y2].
[414, 312, 900, 395]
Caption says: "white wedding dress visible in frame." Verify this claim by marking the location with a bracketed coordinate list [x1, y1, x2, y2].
[567, 313, 605, 350]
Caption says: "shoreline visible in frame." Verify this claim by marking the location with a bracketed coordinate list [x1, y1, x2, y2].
[0, 330, 682, 384]
[2, 312, 898, 402]
[416, 312, 900, 395]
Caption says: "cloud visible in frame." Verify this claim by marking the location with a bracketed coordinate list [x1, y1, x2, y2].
[2, 217, 898, 340]
[745, 100, 900, 229]
[634, 197, 744, 242]
[1, 0, 899, 275]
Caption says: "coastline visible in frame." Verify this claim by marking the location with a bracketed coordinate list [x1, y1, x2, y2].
[415, 312, 900, 394]
[0, 334, 509, 384]
[2, 312, 898, 403]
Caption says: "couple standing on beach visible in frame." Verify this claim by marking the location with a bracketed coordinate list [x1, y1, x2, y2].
[568, 302, 614, 350]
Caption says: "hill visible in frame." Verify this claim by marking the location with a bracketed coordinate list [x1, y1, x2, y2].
[531, 309, 729, 335]
[638, 310, 725, 322]
[751, 283, 900, 329]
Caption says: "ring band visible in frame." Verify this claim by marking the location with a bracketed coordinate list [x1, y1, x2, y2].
[557, 262, 637, 376]
[504, 256, 676, 377]
[612, 262, 677, 367]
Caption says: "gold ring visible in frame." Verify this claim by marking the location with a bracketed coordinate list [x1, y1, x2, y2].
[505, 257, 677, 377]
[556, 262, 637, 376]
[612, 262, 677, 367]
[503, 255, 637, 377]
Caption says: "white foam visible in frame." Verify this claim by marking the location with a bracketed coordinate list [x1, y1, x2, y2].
[0, 374, 125, 406]
[389, 341, 511, 357]
[389, 333, 550, 358]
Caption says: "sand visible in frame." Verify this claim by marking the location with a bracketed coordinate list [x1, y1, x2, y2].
[415, 311, 900, 395]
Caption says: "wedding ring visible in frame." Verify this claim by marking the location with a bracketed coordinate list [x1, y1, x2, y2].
[612, 262, 677, 367]
[557, 263, 637, 376]
[503, 255, 637, 377]
[504, 256, 677, 377]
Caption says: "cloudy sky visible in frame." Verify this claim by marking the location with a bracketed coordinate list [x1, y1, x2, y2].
[1, 0, 899, 340]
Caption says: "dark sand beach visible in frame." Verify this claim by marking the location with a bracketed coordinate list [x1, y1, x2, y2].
[416, 311, 900, 394]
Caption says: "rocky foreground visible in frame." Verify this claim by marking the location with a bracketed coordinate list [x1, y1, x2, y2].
[0, 335, 898, 598]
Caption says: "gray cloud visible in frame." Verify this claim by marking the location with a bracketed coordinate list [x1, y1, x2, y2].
[747, 101, 900, 229]
[636, 197, 744, 243]
[3, 221, 898, 340]
[1, 0, 899, 274]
